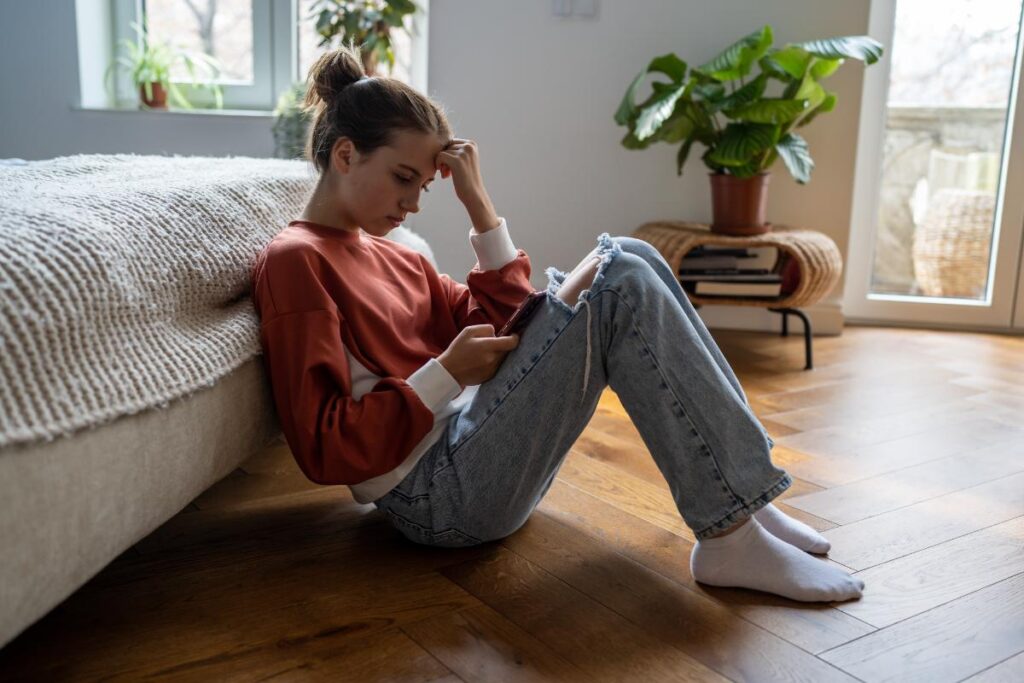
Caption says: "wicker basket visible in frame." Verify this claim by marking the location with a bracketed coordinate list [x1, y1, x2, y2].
[912, 189, 994, 298]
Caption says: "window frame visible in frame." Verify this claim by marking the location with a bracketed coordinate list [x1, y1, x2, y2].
[108, 0, 428, 112]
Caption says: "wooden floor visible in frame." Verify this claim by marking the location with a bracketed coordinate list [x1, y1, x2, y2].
[2, 325, 1023, 682]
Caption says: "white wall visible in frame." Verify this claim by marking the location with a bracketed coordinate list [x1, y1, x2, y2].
[420, 0, 871, 334]
[0, 0, 873, 333]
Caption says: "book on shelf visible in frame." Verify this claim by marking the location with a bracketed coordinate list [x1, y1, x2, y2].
[694, 280, 783, 297]
[679, 245, 779, 272]
[678, 270, 777, 281]
[676, 244, 801, 297]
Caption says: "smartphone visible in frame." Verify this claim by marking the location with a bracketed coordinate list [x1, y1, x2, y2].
[498, 291, 546, 337]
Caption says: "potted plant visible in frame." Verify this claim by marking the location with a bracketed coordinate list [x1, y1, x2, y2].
[272, 1, 420, 157]
[615, 25, 883, 235]
[272, 81, 313, 159]
[105, 19, 225, 110]
[309, 0, 421, 76]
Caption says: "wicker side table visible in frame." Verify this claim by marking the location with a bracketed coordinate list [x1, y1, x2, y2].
[631, 221, 843, 370]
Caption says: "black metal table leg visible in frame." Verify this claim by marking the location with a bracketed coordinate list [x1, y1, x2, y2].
[690, 301, 814, 370]
[768, 307, 813, 370]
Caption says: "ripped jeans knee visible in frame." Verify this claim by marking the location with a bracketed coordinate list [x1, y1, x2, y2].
[543, 233, 624, 305]
[543, 233, 624, 403]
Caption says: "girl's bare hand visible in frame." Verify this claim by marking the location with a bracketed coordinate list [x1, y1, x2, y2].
[437, 324, 519, 387]
[436, 138, 492, 211]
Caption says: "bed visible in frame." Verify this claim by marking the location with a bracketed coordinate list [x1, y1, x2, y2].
[0, 153, 437, 648]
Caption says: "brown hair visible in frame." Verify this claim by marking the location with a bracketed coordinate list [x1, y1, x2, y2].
[303, 42, 452, 174]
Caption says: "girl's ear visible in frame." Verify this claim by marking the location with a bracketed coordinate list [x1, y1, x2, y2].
[331, 138, 355, 174]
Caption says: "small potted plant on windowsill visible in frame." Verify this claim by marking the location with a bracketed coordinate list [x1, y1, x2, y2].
[615, 25, 883, 235]
[104, 19, 225, 111]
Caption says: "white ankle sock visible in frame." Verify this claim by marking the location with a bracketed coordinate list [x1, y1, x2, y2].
[690, 518, 865, 603]
[754, 503, 831, 554]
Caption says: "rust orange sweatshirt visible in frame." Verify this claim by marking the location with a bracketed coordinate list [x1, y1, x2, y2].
[250, 217, 534, 502]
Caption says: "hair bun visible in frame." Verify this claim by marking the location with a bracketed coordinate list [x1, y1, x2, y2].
[304, 42, 366, 110]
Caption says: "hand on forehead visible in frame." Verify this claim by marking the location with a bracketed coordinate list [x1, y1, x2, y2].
[435, 141, 453, 177]
[435, 137, 470, 178]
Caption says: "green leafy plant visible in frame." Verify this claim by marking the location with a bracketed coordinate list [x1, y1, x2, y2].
[615, 25, 883, 184]
[308, 0, 421, 75]
[272, 81, 313, 159]
[104, 19, 224, 109]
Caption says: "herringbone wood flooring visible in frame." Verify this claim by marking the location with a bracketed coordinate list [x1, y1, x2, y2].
[2, 325, 1023, 682]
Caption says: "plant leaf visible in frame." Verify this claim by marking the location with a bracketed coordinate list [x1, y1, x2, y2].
[676, 137, 695, 176]
[315, 8, 333, 34]
[658, 101, 696, 143]
[621, 130, 654, 150]
[635, 84, 687, 140]
[647, 53, 688, 84]
[697, 25, 773, 81]
[727, 97, 808, 124]
[810, 57, 843, 79]
[706, 122, 779, 166]
[793, 77, 826, 111]
[766, 46, 812, 79]
[792, 35, 884, 65]
[757, 54, 793, 81]
[614, 71, 648, 126]
[796, 91, 837, 128]
[614, 53, 687, 127]
[775, 132, 814, 183]
[728, 161, 763, 178]
[701, 147, 726, 174]
[716, 73, 767, 112]
[168, 83, 192, 109]
[386, 0, 417, 16]
[693, 82, 726, 102]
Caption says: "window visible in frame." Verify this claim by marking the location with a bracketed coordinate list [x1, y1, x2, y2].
[844, 0, 1024, 331]
[108, 0, 428, 111]
[146, 0, 256, 82]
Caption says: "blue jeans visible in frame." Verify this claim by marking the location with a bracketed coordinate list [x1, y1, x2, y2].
[373, 234, 791, 547]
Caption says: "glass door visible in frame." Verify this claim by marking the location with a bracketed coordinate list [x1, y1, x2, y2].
[844, 0, 1024, 331]
[1017, 254, 1024, 330]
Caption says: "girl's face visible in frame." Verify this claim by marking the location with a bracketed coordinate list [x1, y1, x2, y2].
[331, 129, 448, 237]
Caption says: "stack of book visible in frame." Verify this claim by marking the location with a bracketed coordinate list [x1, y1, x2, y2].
[678, 244, 783, 297]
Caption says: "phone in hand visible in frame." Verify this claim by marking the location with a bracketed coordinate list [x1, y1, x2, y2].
[498, 291, 546, 337]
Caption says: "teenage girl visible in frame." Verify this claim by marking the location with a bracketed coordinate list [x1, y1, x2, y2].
[251, 44, 864, 603]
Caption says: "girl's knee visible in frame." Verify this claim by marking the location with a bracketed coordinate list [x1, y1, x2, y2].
[614, 250, 659, 277]
[553, 236, 660, 304]
[614, 236, 666, 268]
[602, 251, 666, 300]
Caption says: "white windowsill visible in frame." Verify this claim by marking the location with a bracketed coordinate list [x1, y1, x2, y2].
[73, 104, 275, 119]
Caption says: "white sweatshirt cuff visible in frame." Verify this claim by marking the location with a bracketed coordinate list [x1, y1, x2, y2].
[469, 217, 518, 271]
[406, 357, 463, 412]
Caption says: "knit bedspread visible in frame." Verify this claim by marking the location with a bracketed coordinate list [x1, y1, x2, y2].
[0, 154, 317, 448]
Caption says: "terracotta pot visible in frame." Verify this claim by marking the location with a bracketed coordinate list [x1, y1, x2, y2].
[709, 172, 772, 236]
[139, 82, 168, 109]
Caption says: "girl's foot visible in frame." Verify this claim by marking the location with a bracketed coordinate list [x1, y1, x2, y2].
[754, 503, 831, 554]
[690, 518, 864, 602]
